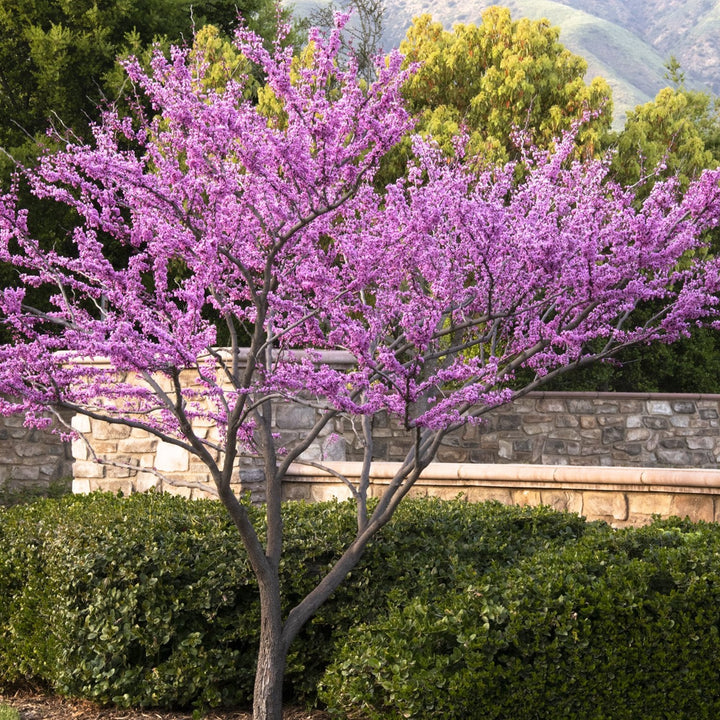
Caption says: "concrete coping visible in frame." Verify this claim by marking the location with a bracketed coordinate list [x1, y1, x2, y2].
[286, 461, 720, 490]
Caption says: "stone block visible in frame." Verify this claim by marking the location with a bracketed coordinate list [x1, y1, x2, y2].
[614, 443, 643, 458]
[594, 404, 620, 414]
[282, 482, 312, 501]
[672, 401, 697, 414]
[498, 440, 513, 460]
[686, 437, 715, 450]
[627, 492, 673, 518]
[567, 399, 595, 414]
[626, 428, 652, 442]
[579, 416, 597, 429]
[669, 495, 714, 522]
[512, 439, 533, 453]
[524, 422, 555, 436]
[92, 420, 131, 440]
[71, 414, 92, 432]
[105, 463, 132, 478]
[540, 490, 582, 514]
[647, 401, 672, 415]
[72, 477, 92, 494]
[656, 448, 693, 466]
[544, 439, 566, 454]
[163, 484, 193, 498]
[660, 438, 686, 449]
[139, 453, 156, 468]
[274, 404, 317, 430]
[426, 485, 468, 501]
[39, 461, 66, 479]
[299, 445, 321, 461]
[187, 463, 212, 481]
[71, 438, 88, 461]
[602, 426, 625, 444]
[462, 424, 482, 441]
[13, 442, 47, 458]
[669, 415, 690, 428]
[135, 472, 159, 492]
[566, 439, 582, 455]
[3, 415, 31, 429]
[626, 415, 643, 428]
[321, 434, 346, 461]
[497, 414, 522, 431]
[540, 455, 569, 466]
[512, 489, 542, 507]
[555, 415, 579, 428]
[310, 484, 353, 502]
[92, 441, 120, 455]
[155, 441, 190, 472]
[583, 492, 628, 522]
[699, 408, 719, 420]
[239, 468, 265, 486]
[72, 459, 106, 479]
[118, 437, 158, 454]
[597, 416, 624, 427]
[536, 399, 566, 413]
[643, 417, 669, 430]
[101, 478, 133, 495]
[465, 487, 514, 504]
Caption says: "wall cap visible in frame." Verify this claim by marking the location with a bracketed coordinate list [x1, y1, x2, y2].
[286, 461, 720, 491]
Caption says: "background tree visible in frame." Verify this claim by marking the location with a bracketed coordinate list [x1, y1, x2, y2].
[0, 0, 279, 163]
[308, 0, 386, 82]
[2, 19, 720, 720]
[611, 85, 720, 191]
[391, 8, 613, 170]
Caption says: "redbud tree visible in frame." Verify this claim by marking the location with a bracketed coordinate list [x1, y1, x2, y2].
[2, 19, 720, 720]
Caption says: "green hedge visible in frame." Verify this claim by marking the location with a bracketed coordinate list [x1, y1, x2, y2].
[0, 493, 587, 710]
[320, 518, 720, 720]
[8, 492, 720, 717]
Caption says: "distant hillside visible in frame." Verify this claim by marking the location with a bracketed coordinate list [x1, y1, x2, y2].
[293, 0, 720, 128]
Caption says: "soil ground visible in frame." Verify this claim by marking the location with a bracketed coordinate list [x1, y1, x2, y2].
[0, 691, 332, 720]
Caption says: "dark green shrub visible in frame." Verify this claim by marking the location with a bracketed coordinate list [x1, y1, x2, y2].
[0, 479, 71, 507]
[0, 498, 68, 683]
[285, 499, 589, 699]
[1, 492, 262, 708]
[320, 520, 720, 720]
[0, 493, 589, 710]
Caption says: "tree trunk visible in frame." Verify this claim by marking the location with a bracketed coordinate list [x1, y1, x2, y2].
[252, 576, 288, 720]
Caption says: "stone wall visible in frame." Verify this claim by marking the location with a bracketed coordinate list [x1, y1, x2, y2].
[68, 391, 720, 511]
[345, 392, 720, 468]
[69, 402, 345, 503]
[0, 411, 73, 490]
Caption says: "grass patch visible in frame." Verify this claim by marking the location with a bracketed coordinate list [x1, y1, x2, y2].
[0, 704, 20, 720]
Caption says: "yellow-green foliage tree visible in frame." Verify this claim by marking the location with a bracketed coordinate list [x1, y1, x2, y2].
[396, 8, 613, 166]
[612, 86, 720, 191]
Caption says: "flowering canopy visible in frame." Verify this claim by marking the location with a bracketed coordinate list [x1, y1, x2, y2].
[3, 18, 720, 719]
[1, 66, 720, 444]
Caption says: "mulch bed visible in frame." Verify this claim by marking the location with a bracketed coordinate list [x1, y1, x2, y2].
[0, 691, 332, 720]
